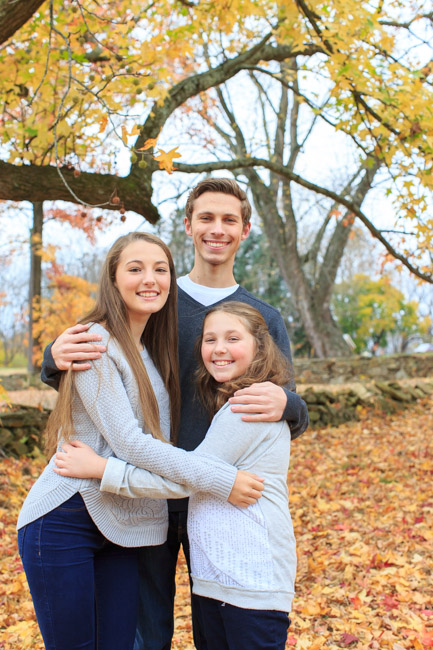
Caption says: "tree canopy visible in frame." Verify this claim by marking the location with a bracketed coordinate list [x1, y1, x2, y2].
[1, 0, 432, 355]
[0, 2, 431, 260]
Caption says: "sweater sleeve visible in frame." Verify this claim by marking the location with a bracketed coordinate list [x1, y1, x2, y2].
[101, 456, 193, 499]
[40, 341, 63, 391]
[100, 406, 282, 500]
[282, 389, 309, 440]
[265, 309, 309, 439]
[73, 341, 237, 501]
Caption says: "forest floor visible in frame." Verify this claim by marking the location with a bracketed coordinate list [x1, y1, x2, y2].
[0, 397, 432, 649]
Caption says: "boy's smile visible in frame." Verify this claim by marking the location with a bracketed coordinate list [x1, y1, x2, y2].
[185, 192, 251, 281]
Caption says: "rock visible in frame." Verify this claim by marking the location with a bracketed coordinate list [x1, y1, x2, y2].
[0, 428, 13, 446]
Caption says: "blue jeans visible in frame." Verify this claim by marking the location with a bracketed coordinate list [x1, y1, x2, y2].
[197, 597, 290, 650]
[18, 493, 139, 650]
[134, 510, 207, 650]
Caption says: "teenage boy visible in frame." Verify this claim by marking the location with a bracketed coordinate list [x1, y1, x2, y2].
[41, 178, 308, 650]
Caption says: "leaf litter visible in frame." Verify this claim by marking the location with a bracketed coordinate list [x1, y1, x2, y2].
[1, 397, 432, 649]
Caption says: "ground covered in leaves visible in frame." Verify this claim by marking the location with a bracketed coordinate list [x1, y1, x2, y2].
[1, 398, 432, 649]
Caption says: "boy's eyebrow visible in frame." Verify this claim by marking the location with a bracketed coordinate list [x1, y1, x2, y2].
[195, 210, 241, 218]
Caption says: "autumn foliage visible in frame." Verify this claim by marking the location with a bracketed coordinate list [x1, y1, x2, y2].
[1, 0, 432, 271]
[1, 398, 432, 649]
[31, 266, 96, 366]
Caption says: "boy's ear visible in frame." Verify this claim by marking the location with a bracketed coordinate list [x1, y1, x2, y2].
[241, 222, 251, 241]
[184, 216, 192, 237]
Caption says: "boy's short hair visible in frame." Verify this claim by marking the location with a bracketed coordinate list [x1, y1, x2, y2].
[185, 178, 252, 226]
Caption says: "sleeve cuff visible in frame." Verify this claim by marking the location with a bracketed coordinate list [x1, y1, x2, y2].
[100, 457, 128, 495]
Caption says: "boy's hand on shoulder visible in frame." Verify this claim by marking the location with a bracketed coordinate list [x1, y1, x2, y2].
[52, 323, 107, 371]
[228, 382, 286, 422]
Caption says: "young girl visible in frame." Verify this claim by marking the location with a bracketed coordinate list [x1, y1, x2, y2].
[54, 301, 297, 650]
[17, 235, 257, 650]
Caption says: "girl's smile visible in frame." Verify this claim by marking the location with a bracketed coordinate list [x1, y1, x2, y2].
[115, 240, 171, 332]
[201, 312, 256, 383]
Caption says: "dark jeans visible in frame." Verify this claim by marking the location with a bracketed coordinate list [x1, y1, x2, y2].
[18, 493, 139, 650]
[197, 597, 290, 650]
[134, 510, 206, 650]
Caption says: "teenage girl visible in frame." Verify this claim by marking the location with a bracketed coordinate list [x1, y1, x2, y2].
[17, 235, 259, 650]
[54, 301, 297, 650]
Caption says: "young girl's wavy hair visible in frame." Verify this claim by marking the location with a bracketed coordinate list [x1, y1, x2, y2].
[45, 232, 180, 457]
[195, 301, 292, 418]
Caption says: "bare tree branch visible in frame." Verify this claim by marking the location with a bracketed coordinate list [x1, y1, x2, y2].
[175, 157, 432, 283]
[133, 38, 324, 146]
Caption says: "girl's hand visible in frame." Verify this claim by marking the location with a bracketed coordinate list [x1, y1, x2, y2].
[228, 470, 264, 507]
[53, 440, 108, 479]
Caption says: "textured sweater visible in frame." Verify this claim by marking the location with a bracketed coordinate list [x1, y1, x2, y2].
[40, 285, 309, 512]
[171, 285, 308, 511]
[100, 402, 296, 612]
[18, 324, 237, 546]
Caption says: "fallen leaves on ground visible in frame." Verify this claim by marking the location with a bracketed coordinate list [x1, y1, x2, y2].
[288, 396, 433, 650]
[1, 398, 432, 649]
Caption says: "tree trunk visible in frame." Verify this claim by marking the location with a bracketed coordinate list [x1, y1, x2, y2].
[28, 202, 43, 372]
[296, 289, 352, 357]
[277, 246, 353, 357]
[0, 0, 46, 45]
[243, 170, 352, 357]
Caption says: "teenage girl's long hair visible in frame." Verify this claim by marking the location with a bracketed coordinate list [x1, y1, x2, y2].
[45, 232, 180, 458]
[195, 301, 292, 419]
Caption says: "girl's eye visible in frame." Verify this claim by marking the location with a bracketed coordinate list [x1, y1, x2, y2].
[204, 338, 215, 343]
[129, 267, 141, 273]
[156, 267, 168, 273]
[228, 337, 239, 342]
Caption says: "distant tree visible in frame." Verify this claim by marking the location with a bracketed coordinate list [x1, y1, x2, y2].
[0, 255, 27, 366]
[332, 274, 432, 354]
[160, 208, 195, 279]
[0, 292, 27, 366]
[32, 262, 96, 366]
[233, 230, 313, 355]
[29, 204, 102, 370]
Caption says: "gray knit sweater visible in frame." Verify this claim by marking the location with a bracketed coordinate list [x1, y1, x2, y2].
[17, 324, 237, 546]
[100, 403, 296, 612]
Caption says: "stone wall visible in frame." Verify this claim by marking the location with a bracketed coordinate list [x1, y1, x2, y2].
[300, 379, 433, 428]
[1, 353, 433, 455]
[293, 353, 433, 385]
[2, 353, 432, 392]
[0, 406, 50, 457]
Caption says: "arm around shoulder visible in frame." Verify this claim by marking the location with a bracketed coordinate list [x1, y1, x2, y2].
[282, 388, 309, 440]
[41, 341, 62, 391]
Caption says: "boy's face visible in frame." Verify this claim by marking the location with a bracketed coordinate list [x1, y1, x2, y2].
[184, 191, 251, 269]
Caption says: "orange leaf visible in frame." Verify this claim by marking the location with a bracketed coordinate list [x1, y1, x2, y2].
[129, 124, 141, 136]
[421, 629, 433, 647]
[98, 115, 108, 134]
[153, 147, 181, 173]
[138, 137, 158, 151]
